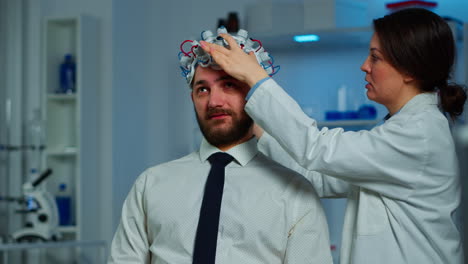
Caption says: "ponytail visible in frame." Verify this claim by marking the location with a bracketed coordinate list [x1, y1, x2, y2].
[439, 82, 467, 119]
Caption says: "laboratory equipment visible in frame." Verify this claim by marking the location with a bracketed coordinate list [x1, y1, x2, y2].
[26, 109, 46, 180]
[55, 183, 72, 226]
[178, 27, 280, 85]
[0, 169, 61, 242]
[226, 12, 239, 33]
[58, 54, 76, 94]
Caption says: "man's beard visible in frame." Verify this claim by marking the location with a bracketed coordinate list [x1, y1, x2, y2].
[196, 107, 253, 147]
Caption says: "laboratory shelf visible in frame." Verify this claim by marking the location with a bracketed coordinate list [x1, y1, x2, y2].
[41, 15, 98, 258]
[47, 93, 77, 101]
[46, 148, 78, 157]
[57, 226, 78, 234]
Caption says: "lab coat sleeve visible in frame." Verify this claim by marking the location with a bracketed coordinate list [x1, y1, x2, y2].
[258, 132, 350, 198]
[246, 79, 425, 199]
[283, 177, 333, 264]
[108, 173, 150, 264]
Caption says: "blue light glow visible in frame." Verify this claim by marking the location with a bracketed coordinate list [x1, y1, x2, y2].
[293, 34, 320, 43]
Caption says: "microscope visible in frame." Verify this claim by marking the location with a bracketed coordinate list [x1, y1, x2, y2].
[1, 168, 61, 242]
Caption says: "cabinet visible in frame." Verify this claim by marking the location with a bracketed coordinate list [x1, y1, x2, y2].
[249, 26, 373, 50]
[42, 16, 98, 241]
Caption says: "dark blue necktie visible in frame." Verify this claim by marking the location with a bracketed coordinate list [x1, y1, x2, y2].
[193, 152, 234, 264]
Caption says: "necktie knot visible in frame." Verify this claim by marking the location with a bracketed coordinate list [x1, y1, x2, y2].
[208, 152, 233, 167]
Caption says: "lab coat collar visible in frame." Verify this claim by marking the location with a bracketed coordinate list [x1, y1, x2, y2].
[199, 137, 258, 166]
[386, 92, 438, 121]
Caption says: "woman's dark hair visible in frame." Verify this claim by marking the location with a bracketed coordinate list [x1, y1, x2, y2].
[373, 8, 467, 119]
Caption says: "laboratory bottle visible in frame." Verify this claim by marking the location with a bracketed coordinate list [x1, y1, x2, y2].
[55, 183, 72, 226]
[337, 84, 347, 112]
[217, 18, 226, 29]
[226, 12, 239, 33]
[59, 54, 76, 94]
[27, 109, 46, 179]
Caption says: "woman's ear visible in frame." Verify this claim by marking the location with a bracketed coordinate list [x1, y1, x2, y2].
[403, 72, 415, 84]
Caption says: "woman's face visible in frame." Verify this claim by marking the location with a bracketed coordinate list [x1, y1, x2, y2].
[360, 33, 409, 111]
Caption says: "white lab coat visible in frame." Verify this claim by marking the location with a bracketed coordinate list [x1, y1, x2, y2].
[245, 78, 463, 264]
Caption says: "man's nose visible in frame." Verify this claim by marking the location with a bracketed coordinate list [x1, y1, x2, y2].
[208, 88, 226, 108]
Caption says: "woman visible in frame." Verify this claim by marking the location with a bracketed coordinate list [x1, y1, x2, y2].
[201, 8, 466, 264]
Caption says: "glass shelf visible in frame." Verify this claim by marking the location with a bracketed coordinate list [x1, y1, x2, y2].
[46, 147, 78, 157]
[57, 226, 78, 234]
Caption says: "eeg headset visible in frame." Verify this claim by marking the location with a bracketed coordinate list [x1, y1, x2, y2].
[178, 26, 280, 86]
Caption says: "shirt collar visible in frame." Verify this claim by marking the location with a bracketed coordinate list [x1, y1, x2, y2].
[199, 137, 258, 166]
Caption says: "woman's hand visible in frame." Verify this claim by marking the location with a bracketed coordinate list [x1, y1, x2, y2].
[200, 33, 269, 88]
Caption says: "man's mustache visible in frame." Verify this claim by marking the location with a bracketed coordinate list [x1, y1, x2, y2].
[205, 108, 233, 119]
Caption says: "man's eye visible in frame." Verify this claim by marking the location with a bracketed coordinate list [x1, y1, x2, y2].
[196, 87, 208, 93]
[224, 82, 237, 89]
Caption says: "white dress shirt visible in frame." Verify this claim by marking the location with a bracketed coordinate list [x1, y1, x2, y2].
[246, 78, 463, 264]
[108, 137, 333, 264]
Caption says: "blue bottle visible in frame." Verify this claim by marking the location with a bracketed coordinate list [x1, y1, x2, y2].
[56, 183, 72, 226]
[59, 54, 76, 94]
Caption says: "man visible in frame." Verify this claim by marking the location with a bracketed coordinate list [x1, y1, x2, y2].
[108, 27, 332, 264]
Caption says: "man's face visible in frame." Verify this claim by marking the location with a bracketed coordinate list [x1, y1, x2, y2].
[191, 66, 253, 149]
